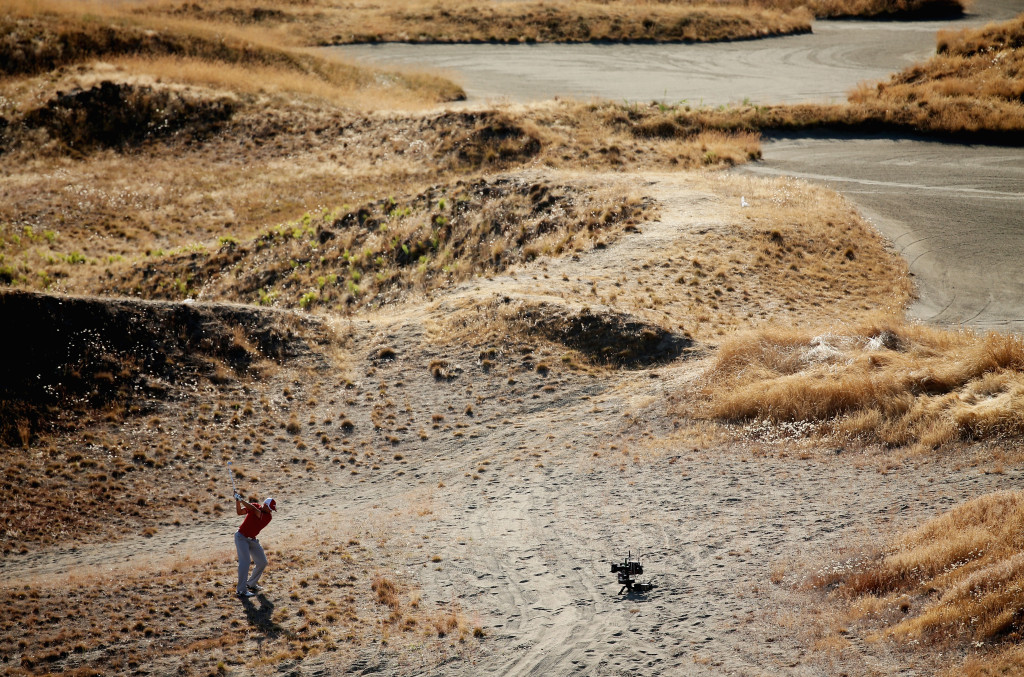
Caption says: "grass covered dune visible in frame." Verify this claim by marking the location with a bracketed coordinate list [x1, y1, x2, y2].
[138, 0, 970, 46]
[693, 317, 1024, 450]
[628, 12, 1024, 143]
[0, 1, 465, 105]
[814, 490, 1024, 676]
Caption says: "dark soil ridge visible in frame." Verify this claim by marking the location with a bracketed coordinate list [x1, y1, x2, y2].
[0, 290, 329, 446]
[4, 80, 238, 154]
[458, 295, 695, 368]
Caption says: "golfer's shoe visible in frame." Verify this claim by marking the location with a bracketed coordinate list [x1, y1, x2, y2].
[236, 590, 256, 598]
[247, 584, 263, 592]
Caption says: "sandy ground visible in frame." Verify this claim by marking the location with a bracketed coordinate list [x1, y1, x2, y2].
[739, 135, 1024, 332]
[5, 172, 1021, 675]
[333, 0, 1024, 334]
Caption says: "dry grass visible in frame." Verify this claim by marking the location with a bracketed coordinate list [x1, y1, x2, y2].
[493, 170, 911, 345]
[97, 174, 653, 310]
[654, 12, 1024, 140]
[696, 315, 1024, 449]
[142, 0, 814, 45]
[953, 644, 1024, 677]
[0, 0, 464, 106]
[0, 97, 761, 302]
[134, 0, 970, 45]
[847, 13, 1024, 137]
[435, 295, 691, 371]
[0, 533, 475, 674]
[813, 491, 1024, 673]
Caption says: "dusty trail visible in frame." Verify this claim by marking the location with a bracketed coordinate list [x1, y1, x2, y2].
[4, 172, 1020, 676]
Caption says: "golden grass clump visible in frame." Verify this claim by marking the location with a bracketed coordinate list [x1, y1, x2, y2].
[815, 491, 1024, 672]
[144, 0, 813, 45]
[0, 0, 464, 106]
[847, 13, 1024, 137]
[698, 314, 1024, 448]
[628, 13, 1023, 141]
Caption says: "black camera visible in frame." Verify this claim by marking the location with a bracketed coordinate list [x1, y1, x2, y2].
[610, 551, 653, 594]
[610, 560, 643, 576]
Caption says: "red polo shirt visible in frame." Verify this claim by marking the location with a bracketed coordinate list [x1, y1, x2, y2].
[238, 505, 272, 538]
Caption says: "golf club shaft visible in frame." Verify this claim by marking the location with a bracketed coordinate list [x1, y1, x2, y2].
[227, 461, 238, 500]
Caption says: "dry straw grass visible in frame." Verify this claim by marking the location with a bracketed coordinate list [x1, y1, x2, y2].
[1, 97, 764, 302]
[698, 315, 1024, 449]
[132, 0, 968, 46]
[814, 491, 1024, 673]
[99, 175, 654, 310]
[141, 0, 814, 45]
[668, 11, 1024, 140]
[1, 533, 477, 673]
[0, 0, 463, 106]
[847, 13, 1024, 137]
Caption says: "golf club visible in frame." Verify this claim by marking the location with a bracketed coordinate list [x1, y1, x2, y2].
[227, 460, 239, 502]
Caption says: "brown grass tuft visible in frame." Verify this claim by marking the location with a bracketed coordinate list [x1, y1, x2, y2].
[816, 491, 1024, 673]
[371, 575, 401, 609]
[695, 315, 1024, 449]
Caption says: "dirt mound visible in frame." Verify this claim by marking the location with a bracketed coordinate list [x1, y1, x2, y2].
[435, 111, 543, 168]
[512, 300, 692, 367]
[0, 291, 325, 445]
[448, 296, 693, 368]
[101, 175, 651, 309]
[10, 80, 237, 153]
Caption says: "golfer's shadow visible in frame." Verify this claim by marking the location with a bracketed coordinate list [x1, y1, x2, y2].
[239, 595, 282, 639]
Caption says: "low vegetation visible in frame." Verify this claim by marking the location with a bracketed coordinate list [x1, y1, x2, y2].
[696, 316, 1024, 449]
[141, 0, 969, 46]
[0, 534, 477, 675]
[144, 0, 814, 45]
[0, 1, 464, 106]
[813, 491, 1024, 674]
[100, 175, 654, 310]
[0, 96, 757, 300]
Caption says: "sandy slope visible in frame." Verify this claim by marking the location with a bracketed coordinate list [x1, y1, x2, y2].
[4, 172, 1020, 675]
[739, 136, 1024, 332]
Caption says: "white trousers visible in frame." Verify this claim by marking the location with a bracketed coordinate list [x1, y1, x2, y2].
[234, 530, 268, 594]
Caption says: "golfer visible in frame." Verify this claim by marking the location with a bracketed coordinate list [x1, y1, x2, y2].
[234, 495, 277, 598]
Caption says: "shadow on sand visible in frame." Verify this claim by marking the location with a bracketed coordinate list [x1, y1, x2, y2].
[239, 595, 283, 640]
